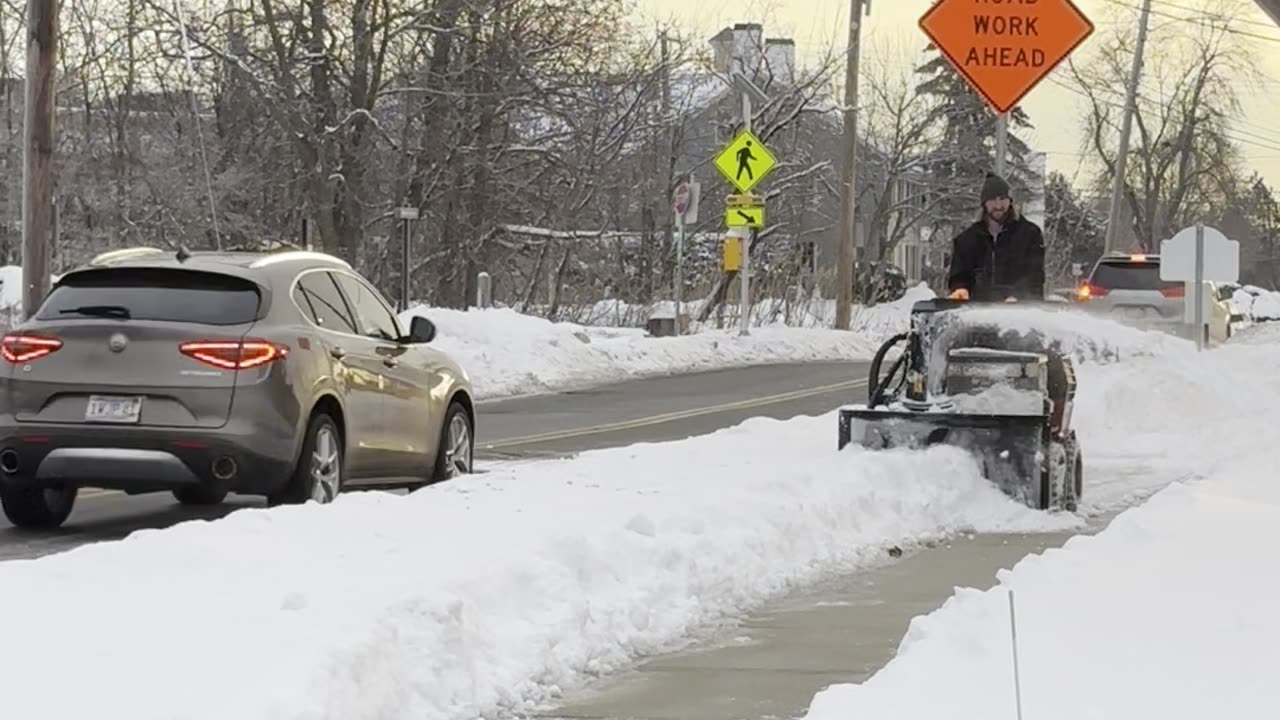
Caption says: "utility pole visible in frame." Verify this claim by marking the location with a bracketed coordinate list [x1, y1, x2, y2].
[22, 0, 57, 320]
[835, 0, 866, 330]
[1103, 0, 1152, 255]
[994, 114, 1008, 176]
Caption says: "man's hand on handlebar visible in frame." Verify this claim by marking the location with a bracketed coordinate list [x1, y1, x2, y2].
[948, 288, 969, 300]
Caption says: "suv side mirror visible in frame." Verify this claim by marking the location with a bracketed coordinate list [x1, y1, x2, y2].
[406, 315, 436, 343]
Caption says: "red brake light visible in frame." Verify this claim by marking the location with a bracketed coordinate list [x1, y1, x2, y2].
[1077, 283, 1108, 300]
[2, 334, 63, 364]
[179, 339, 288, 370]
[1161, 285, 1185, 298]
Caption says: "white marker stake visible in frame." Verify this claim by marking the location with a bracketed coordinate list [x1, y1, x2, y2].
[1009, 589, 1025, 720]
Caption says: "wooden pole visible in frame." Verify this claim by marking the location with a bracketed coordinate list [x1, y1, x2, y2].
[835, 0, 864, 329]
[1103, 0, 1152, 254]
[22, 0, 57, 320]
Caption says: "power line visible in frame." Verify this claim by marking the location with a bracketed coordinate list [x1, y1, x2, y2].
[1152, 0, 1280, 32]
[1045, 75, 1280, 157]
[1097, 0, 1280, 45]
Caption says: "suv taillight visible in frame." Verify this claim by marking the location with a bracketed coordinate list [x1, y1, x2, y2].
[179, 339, 288, 370]
[1077, 283, 1108, 300]
[1, 333, 63, 364]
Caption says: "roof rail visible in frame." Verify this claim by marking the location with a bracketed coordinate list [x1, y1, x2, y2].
[89, 247, 164, 265]
[248, 250, 352, 270]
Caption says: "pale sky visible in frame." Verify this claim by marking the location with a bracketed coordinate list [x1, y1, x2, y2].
[631, 0, 1280, 193]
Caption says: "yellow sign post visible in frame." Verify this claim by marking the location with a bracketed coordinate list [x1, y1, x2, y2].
[713, 130, 777, 194]
[722, 236, 742, 272]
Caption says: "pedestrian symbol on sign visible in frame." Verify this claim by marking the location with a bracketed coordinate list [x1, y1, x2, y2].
[736, 141, 756, 182]
[714, 130, 776, 194]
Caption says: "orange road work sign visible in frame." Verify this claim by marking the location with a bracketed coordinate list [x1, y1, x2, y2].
[919, 0, 1095, 114]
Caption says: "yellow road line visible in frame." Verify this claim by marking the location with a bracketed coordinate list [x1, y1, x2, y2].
[483, 377, 867, 449]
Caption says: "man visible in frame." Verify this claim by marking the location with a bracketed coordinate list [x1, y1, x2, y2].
[946, 172, 1046, 303]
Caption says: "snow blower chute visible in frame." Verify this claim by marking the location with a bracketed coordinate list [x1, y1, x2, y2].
[838, 297, 1083, 511]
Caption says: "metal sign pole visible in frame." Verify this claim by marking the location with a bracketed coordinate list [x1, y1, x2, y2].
[401, 217, 410, 311]
[675, 212, 685, 336]
[396, 206, 419, 311]
[1194, 222, 1204, 351]
[739, 93, 752, 337]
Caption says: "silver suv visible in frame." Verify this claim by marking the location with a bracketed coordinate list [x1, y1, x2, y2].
[0, 247, 475, 529]
[1076, 253, 1184, 325]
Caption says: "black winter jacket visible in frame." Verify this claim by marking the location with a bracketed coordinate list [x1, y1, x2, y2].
[946, 214, 1046, 302]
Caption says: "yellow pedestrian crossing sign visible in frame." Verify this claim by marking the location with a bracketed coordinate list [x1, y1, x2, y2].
[714, 130, 776, 194]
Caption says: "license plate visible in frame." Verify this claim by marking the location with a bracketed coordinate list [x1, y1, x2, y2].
[85, 395, 143, 423]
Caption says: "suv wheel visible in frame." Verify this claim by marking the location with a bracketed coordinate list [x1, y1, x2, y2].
[432, 401, 473, 483]
[1, 485, 77, 530]
[270, 413, 344, 506]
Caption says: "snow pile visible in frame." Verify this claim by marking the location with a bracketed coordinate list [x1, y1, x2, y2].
[401, 305, 885, 399]
[543, 283, 938, 339]
[401, 289, 1185, 402]
[949, 383, 1044, 415]
[802, 333, 1280, 720]
[950, 304, 1191, 363]
[0, 415, 1073, 720]
[1229, 320, 1280, 345]
[1233, 284, 1280, 321]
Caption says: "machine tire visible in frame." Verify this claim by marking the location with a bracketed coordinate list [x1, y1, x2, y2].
[1073, 443, 1084, 503]
[0, 485, 77, 530]
[173, 486, 228, 506]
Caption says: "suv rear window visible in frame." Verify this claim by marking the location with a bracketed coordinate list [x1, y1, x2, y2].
[1090, 261, 1181, 291]
[36, 268, 261, 325]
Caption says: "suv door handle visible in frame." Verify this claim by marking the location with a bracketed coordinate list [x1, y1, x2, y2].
[382, 357, 398, 368]
[330, 346, 346, 359]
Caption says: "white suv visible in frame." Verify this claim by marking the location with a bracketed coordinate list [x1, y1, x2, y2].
[1076, 252, 1236, 344]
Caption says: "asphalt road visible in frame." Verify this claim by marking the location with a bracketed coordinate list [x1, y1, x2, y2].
[0, 361, 869, 561]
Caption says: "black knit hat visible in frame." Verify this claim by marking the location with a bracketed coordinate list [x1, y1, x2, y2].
[980, 173, 1010, 203]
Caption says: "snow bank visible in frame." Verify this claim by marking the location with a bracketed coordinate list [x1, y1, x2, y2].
[0, 415, 1073, 720]
[546, 283, 937, 337]
[1229, 320, 1280, 345]
[402, 291, 1189, 401]
[1234, 284, 1280, 321]
[802, 333, 1280, 720]
[401, 305, 883, 399]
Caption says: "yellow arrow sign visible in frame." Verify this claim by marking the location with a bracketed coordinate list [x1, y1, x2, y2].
[714, 130, 777, 194]
[725, 205, 764, 228]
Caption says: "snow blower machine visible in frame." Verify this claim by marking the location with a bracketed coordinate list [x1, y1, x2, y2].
[838, 297, 1083, 512]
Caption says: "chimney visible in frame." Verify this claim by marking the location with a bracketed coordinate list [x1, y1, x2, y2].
[710, 27, 736, 74]
[731, 23, 764, 78]
[764, 38, 795, 84]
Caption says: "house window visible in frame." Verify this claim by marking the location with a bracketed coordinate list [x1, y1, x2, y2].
[800, 241, 816, 273]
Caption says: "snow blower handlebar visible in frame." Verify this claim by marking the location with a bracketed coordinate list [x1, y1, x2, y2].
[867, 332, 910, 408]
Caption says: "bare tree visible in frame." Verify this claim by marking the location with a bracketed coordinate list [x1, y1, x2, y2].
[1068, 0, 1259, 250]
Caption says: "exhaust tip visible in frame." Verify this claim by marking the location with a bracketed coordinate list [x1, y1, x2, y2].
[0, 449, 18, 474]
[211, 456, 237, 482]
